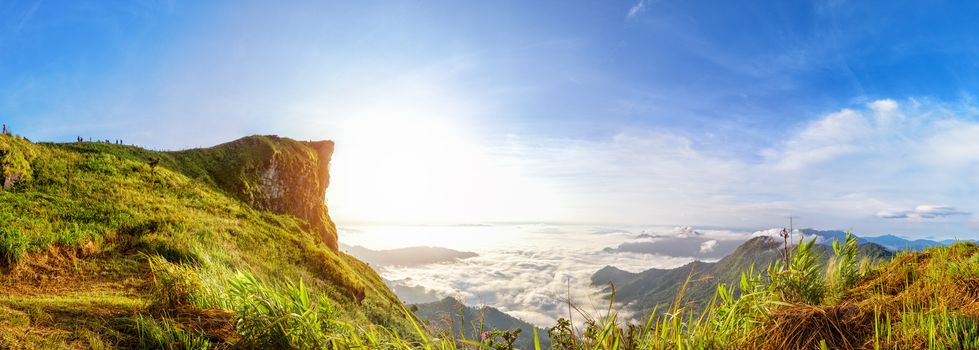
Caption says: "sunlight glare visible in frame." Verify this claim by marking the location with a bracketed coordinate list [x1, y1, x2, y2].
[328, 114, 563, 228]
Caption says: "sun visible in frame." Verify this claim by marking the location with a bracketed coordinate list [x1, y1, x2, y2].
[326, 115, 563, 227]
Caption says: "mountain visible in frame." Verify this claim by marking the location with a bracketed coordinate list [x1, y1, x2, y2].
[859, 234, 966, 251]
[412, 297, 550, 350]
[386, 280, 444, 304]
[0, 134, 411, 347]
[801, 229, 974, 252]
[592, 236, 894, 317]
[341, 244, 478, 267]
[166, 136, 340, 250]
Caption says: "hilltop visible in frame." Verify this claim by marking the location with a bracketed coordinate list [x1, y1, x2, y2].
[0, 134, 412, 348]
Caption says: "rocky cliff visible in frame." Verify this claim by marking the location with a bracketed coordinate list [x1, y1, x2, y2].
[168, 135, 339, 250]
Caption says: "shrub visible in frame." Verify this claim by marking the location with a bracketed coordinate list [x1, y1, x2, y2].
[228, 272, 342, 349]
[29, 156, 66, 187]
[0, 227, 27, 266]
[148, 255, 205, 309]
[713, 264, 770, 342]
[768, 237, 825, 305]
[80, 153, 119, 175]
[827, 230, 860, 301]
[0, 138, 34, 188]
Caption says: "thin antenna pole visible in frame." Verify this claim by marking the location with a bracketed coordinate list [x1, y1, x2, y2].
[788, 215, 799, 243]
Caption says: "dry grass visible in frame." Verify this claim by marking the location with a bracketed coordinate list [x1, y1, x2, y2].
[752, 303, 871, 350]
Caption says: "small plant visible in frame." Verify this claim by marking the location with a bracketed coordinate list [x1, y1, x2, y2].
[80, 153, 119, 175]
[228, 272, 342, 349]
[768, 237, 825, 305]
[148, 255, 205, 309]
[481, 328, 522, 350]
[713, 264, 770, 342]
[548, 318, 576, 349]
[134, 315, 211, 350]
[0, 227, 27, 266]
[148, 157, 160, 173]
[827, 230, 860, 301]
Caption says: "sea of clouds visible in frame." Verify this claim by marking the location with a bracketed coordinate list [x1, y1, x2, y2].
[339, 224, 756, 326]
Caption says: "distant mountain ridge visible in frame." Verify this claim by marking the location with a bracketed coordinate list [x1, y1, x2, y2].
[340, 244, 477, 267]
[412, 297, 551, 350]
[799, 229, 974, 251]
[592, 235, 894, 317]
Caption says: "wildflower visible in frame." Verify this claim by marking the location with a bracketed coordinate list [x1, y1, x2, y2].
[481, 331, 489, 341]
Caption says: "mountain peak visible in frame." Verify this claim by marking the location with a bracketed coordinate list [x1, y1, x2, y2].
[169, 135, 339, 250]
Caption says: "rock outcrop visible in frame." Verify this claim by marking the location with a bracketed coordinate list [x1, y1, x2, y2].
[170, 135, 339, 250]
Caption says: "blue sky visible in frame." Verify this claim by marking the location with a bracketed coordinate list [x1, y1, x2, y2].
[3, 1, 979, 237]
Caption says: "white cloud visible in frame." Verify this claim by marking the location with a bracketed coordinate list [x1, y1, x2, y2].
[878, 205, 970, 220]
[627, 0, 646, 19]
[699, 240, 718, 253]
[869, 99, 899, 115]
[763, 108, 871, 171]
[671, 226, 700, 238]
[751, 228, 830, 245]
[915, 205, 969, 218]
[921, 120, 979, 165]
[875, 210, 908, 219]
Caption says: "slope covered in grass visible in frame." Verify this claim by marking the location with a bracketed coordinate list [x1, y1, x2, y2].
[0, 134, 413, 348]
[572, 236, 979, 349]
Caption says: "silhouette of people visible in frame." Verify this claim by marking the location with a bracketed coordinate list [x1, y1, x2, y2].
[2, 124, 6, 134]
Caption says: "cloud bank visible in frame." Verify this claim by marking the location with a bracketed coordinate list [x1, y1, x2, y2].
[356, 224, 745, 326]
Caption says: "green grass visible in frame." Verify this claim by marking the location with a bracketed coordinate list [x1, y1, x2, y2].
[0, 134, 411, 348]
[132, 315, 211, 350]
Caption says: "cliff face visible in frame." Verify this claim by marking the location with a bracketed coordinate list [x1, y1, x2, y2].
[169, 135, 339, 250]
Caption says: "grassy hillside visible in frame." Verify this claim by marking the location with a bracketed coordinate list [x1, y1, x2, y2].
[0, 134, 413, 348]
[557, 234, 979, 349]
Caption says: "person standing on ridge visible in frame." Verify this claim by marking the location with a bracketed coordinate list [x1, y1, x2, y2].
[2, 124, 6, 134]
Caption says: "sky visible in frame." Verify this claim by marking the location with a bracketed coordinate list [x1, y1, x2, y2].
[3, 1, 979, 237]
